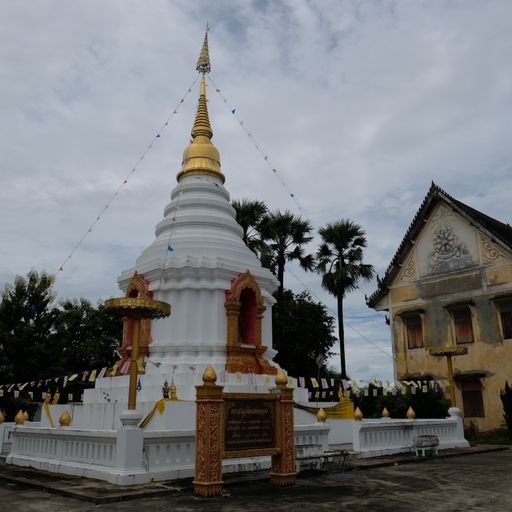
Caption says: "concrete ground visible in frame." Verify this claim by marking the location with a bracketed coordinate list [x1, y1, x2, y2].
[0, 448, 510, 511]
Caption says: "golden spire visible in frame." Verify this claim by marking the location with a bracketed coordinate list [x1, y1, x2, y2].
[196, 27, 211, 74]
[177, 28, 224, 183]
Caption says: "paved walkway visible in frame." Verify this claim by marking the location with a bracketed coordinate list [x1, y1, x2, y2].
[0, 447, 510, 511]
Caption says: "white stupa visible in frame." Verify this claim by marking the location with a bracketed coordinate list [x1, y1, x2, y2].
[69, 31, 308, 429]
[7, 33, 327, 485]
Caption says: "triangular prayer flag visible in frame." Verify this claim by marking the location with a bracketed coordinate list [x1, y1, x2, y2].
[231, 109, 236, 114]
[167, 245, 174, 252]
[136, 378, 142, 392]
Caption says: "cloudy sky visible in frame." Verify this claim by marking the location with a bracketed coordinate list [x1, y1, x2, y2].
[1, 0, 512, 382]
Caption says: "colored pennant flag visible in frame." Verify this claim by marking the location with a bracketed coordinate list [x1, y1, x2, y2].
[298, 377, 305, 388]
[98, 367, 107, 379]
[63, 376, 68, 388]
[28, 391, 33, 400]
[231, 109, 236, 114]
[310, 377, 319, 389]
[136, 378, 142, 392]
[263, 374, 270, 386]
[68, 393, 73, 401]
[167, 244, 174, 252]
[68, 374, 78, 382]
[88, 369, 97, 383]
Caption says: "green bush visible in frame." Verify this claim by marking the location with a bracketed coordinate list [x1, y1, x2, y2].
[352, 384, 450, 419]
[0, 396, 39, 422]
[499, 381, 512, 432]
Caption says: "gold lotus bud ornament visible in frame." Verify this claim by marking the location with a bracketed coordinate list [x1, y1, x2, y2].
[316, 408, 327, 423]
[381, 407, 390, 418]
[406, 406, 416, 420]
[202, 364, 217, 384]
[354, 407, 363, 421]
[14, 410, 26, 425]
[59, 409, 72, 427]
[0, 410, 5, 424]
[275, 370, 288, 388]
[23, 410, 29, 421]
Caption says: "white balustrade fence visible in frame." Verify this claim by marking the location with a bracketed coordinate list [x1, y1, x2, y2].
[352, 407, 468, 458]
[7, 421, 330, 484]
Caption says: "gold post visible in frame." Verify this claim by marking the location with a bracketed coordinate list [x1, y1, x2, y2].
[128, 319, 141, 410]
[446, 354, 456, 407]
[429, 346, 468, 408]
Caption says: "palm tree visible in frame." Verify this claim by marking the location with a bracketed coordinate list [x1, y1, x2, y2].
[315, 219, 375, 379]
[232, 199, 269, 256]
[260, 210, 315, 302]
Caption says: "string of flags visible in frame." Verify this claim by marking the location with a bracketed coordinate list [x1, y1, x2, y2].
[206, 76, 426, 377]
[0, 366, 446, 405]
[55, 75, 200, 276]
[207, 75, 307, 216]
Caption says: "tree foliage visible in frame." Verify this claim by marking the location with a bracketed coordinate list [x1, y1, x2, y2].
[316, 219, 375, 379]
[260, 210, 315, 301]
[232, 200, 315, 302]
[272, 289, 336, 378]
[500, 381, 512, 433]
[0, 270, 121, 384]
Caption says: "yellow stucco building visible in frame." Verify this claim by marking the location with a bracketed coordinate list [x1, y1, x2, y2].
[368, 183, 512, 431]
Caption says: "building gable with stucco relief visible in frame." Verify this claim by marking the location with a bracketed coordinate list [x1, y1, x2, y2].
[414, 203, 480, 278]
[479, 233, 512, 265]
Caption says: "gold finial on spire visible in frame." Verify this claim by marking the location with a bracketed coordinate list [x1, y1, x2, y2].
[196, 24, 211, 74]
[177, 28, 224, 184]
[191, 76, 213, 140]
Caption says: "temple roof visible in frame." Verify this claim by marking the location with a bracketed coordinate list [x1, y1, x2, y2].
[366, 182, 512, 308]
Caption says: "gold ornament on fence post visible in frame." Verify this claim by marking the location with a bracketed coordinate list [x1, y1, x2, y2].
[59, 409, 72, 427]
[354, 407, 363, 421]
[0, 410, 5, 424]
[14, 410, 26, 425]
[381, 407, 390, 418]
[193, 364, 224, 497]
[316, 408, 327, 423]
[406, 406, 416, 420]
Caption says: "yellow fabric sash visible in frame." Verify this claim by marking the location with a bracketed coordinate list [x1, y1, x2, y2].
[294, 397, 354, 419]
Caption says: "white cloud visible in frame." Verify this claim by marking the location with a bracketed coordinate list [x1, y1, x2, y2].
[1, 0, 511, 382]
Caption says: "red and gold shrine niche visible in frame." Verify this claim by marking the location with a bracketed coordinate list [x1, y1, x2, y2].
[115, 272, 153, 375]
[224, 271, 277, 375]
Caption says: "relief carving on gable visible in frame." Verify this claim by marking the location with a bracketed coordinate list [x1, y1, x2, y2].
[427, 206, 474, 274]
[397, 255, 417, 283]
[480, 234, 508, 264]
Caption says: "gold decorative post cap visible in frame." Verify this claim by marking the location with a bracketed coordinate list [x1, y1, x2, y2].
[14, 410, 26, 425]
[406, 406, 416, 419]
[275, 370, 288, 388]
[202, 364, 217, 384]
[104, 296, 171, 319]
[0, 410, 5, 424]
[59, 409, 72, 427]
[429, 346, 468, 357]
[316, 407, 327, 423]
[381, 407, 390, 418]
[354, 407, 363, 421]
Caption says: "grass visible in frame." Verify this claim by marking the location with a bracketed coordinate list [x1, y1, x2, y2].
[476, 432, 512, 445]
